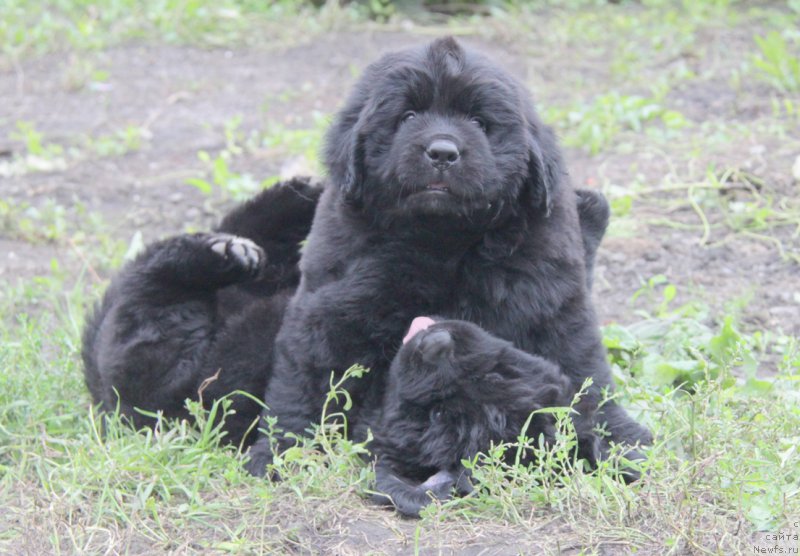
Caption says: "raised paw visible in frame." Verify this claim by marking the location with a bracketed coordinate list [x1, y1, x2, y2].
[206, 234, 265, 280]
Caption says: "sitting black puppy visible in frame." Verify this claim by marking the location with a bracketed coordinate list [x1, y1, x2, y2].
[243, 38, 651, 479]
[369, 189, 612, 517]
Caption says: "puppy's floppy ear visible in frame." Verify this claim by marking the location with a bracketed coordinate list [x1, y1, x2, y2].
[324, 87, 371, 205]
[342, 127, 366, 204]
[576, 188, 610, 291]
[524, 115, 563, 217]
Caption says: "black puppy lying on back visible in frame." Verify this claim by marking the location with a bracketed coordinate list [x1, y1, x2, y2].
[372, 318, 573, 516]
[82, 178, 322, 447]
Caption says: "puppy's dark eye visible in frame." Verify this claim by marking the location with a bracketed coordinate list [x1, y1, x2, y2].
[430, 408, 444, 423]
[469, 116, 486, 131]
[401, 111, 417, 124]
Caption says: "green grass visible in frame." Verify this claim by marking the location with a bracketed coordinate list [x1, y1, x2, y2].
[0, 0, 414, 63]
[0, 196, 128, 277]
[545, 93, 689, 154]
[3, 121, 70, 174]
[603, 167, 800, 264]
[1, 270, 798, 553]
[753, 31, 800, 93]
[2, 121, 149, 177]
[0, 0, 320, 59]
[186, 113, 327, 202]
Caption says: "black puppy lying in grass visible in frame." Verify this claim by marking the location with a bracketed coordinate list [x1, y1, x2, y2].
[370, 317, 574, 516]
[82, 178, 322, 447]
[369, 190, 615, 517]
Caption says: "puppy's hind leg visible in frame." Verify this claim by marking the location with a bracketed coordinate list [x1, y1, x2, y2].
[216, 177, 322, 295]
[135, 232, 265, 290]
[82, 233, 265, 427]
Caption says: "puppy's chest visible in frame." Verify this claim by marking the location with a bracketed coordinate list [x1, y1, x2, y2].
[447, 264, 546, 346]
[389, 263, 460, 317]
[388, 255, 541, 341]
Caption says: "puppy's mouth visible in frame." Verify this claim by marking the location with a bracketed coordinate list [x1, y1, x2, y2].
[423, 182, 451, 194]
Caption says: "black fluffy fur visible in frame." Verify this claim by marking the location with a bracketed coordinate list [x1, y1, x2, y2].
[369, 192, 609, 517]
[82, 177, 321, 447]
[81, 38, 650, 506]
[371, 320, 571, 516]
[243, 38, 650, 478]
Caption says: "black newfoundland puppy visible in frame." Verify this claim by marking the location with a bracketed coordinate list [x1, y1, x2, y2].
[82, 37, 650, 508]
[370, 316, 573, 516]
[82, 177, 322, 447]
[244, 36, 650, 473]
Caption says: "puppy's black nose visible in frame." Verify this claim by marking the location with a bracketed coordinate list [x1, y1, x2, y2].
[425, 139, 460, 170]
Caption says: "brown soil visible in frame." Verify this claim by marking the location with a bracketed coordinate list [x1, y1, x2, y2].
[3, 31, 797, 341]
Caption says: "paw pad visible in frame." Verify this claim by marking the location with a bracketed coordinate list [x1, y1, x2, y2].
[207, 234, 265, 276]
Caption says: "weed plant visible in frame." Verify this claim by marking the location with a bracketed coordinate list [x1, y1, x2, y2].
[1, 266, 797, 552]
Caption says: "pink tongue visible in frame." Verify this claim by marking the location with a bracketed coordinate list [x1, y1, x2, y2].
[403, 316, 435, 344]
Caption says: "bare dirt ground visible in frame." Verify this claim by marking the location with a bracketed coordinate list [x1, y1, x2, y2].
[2, 29, 797, 342]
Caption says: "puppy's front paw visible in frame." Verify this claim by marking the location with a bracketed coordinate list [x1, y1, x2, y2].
[206, 233, 265, 279]
[420, 469, 456, 501]
[244, 437, 274, 478]
[391, 470, 455, 517]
